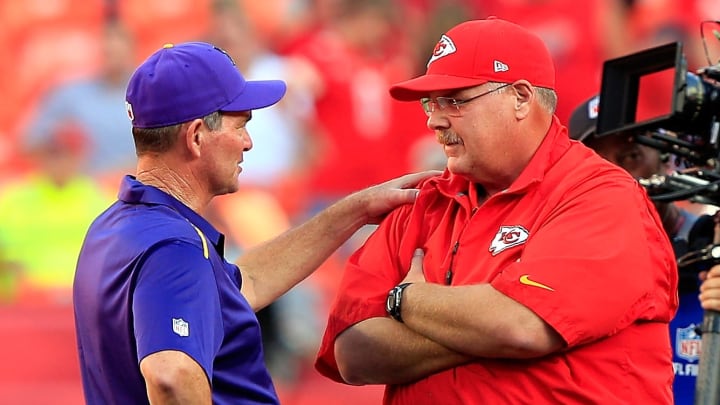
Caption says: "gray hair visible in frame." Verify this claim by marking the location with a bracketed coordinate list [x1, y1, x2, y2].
[490, 82, 558, 114]
[133, 111, 223, 154]
[534, 87, 558, 114]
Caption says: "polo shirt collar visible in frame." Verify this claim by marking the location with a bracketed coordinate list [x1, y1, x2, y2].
[431, 116, 571, 198]
[504, 115, 571, 194]
[117, 175, 223, 247]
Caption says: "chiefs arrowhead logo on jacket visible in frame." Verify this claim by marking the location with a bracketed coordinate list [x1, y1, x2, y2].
[489, 225, 529, 256]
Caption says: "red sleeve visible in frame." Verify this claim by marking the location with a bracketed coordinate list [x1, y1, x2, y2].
[314, 206, 414, 382]
[491, 177, 678, 347]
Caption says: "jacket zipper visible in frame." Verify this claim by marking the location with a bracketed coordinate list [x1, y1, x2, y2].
[445, 207, 479, 285]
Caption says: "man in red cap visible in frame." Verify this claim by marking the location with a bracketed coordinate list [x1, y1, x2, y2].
[315, 18, 677, 404]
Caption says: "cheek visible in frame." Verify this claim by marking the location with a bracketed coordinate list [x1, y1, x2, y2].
[640, 157, 662, 178]
[465, 121, 507, 153]
[214, 132, 246, 153]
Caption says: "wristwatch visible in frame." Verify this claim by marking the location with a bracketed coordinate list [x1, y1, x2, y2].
[386, 283, 412, 323]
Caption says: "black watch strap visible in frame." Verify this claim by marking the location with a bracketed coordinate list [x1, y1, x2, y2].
[386, 283, 412, 323]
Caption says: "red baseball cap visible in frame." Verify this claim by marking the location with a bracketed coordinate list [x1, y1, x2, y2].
[389, 17, 555, 101]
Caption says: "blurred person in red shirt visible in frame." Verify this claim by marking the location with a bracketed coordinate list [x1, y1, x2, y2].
[284, 0, 428, 214]
[476, 0, 627, 124]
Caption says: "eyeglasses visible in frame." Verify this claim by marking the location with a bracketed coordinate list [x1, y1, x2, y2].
[420, 83, 511, 117]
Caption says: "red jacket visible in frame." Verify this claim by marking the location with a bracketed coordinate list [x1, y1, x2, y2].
[316, 119, 678, 404]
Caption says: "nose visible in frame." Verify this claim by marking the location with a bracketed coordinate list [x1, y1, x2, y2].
[426, 112, 449, 132]
[243, 130, 253, 152]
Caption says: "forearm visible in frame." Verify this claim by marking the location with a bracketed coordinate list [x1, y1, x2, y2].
[335, 317, 471, 385]
[237, 170, 437, 310]
[400, 283, 564, 358]
[238, 197, 367, 310]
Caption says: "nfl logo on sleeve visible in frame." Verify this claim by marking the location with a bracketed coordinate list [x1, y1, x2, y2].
[172, 318, 190, 337]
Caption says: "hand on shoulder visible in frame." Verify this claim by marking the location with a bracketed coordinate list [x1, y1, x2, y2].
[345, 170, 442, 224]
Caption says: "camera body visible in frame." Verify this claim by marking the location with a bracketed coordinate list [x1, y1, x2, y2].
[597, 41, 720, 169]
[595, 38, 720, 272]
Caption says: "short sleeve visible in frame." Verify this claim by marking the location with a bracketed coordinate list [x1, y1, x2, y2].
[133, 240, 224, 380]
[315, 207, 411, 381]
[491, 180, 676, 347]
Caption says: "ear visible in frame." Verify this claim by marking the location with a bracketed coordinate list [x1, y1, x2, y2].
[183, 119, 204, 158]
[511, 80, 533, 119]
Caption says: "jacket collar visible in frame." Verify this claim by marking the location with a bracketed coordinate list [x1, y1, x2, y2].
[430, 116, 571, 199]
[117, 175, 223, 248]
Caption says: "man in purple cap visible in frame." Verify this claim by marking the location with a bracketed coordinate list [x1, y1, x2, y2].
[72, 42, 435, 404]
[314, 18, 677, 404]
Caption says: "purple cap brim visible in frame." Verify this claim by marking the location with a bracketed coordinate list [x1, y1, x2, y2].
[223, 80, 287, 112]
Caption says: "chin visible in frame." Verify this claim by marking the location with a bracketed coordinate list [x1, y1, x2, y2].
[446, 159, 466, 175]
[213, 181, 240, 197]
[226, 182, 240, 195]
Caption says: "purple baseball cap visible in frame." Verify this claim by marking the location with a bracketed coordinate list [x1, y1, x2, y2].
[125, 42, 287, 128]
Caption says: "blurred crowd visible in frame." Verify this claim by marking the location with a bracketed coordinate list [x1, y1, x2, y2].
[0, 0, 718, 403]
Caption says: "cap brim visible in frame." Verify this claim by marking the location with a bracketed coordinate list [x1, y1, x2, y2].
[223, 80, 287, 111]
[574, 127, 596, 143]
[389, 74, 489, 101]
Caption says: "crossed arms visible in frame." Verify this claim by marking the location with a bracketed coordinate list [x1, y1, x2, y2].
[334, 250, 565, 385]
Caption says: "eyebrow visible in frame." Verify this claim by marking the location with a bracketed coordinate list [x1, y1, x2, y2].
[438, 88, 477, 100]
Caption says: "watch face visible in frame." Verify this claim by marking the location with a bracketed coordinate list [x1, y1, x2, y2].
[386, 290, 395, 313]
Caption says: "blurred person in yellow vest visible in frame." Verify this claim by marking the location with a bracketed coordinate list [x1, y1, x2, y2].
[0, 122, 112, 304]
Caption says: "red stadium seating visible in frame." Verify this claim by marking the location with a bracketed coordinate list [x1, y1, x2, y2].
[0, 0, 105, 179]
[0, 294, 83, 405]
[117, 0, 212, 62]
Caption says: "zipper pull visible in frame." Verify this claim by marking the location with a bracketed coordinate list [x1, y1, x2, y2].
[445, 270, 453, 285]
[445, 241, 460, 285]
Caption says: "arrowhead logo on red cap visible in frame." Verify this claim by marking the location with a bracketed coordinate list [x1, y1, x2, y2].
[427, 34, 457, 67]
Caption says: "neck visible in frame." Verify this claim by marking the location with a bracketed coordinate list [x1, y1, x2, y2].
[136, 160, 208, 213]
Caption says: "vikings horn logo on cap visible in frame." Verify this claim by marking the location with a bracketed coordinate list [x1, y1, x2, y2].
[125, 101, 134, 121]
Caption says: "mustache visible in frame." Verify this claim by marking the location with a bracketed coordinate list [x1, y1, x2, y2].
[436, 131, 462, 145]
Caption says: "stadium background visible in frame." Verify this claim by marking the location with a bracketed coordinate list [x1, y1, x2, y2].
[0, 0, 717, 404]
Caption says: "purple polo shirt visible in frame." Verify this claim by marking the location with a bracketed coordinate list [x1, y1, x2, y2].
[73, 175, 278, 404]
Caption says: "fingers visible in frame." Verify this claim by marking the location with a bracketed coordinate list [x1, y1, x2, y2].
[384, 170, 443, 189]
[394, 189, 420, 206]
[401, 248, 426, 284]
[364, 189, 421, 225]
[412, 248, 425, 271]
[360, 171, 441, 225]
[700, 298, 720, 311]
[699, 275, 720, 311]
[701, 265, 720, 284]
[700, 276, 720, 292]
[408, 248, 424, 274]
[700, 288, 720, 311]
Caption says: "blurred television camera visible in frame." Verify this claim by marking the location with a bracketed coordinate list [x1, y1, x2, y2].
[596, 21, 720, 272]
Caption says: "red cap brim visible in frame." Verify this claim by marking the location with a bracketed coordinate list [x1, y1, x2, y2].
[389, 74, 490, 101]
